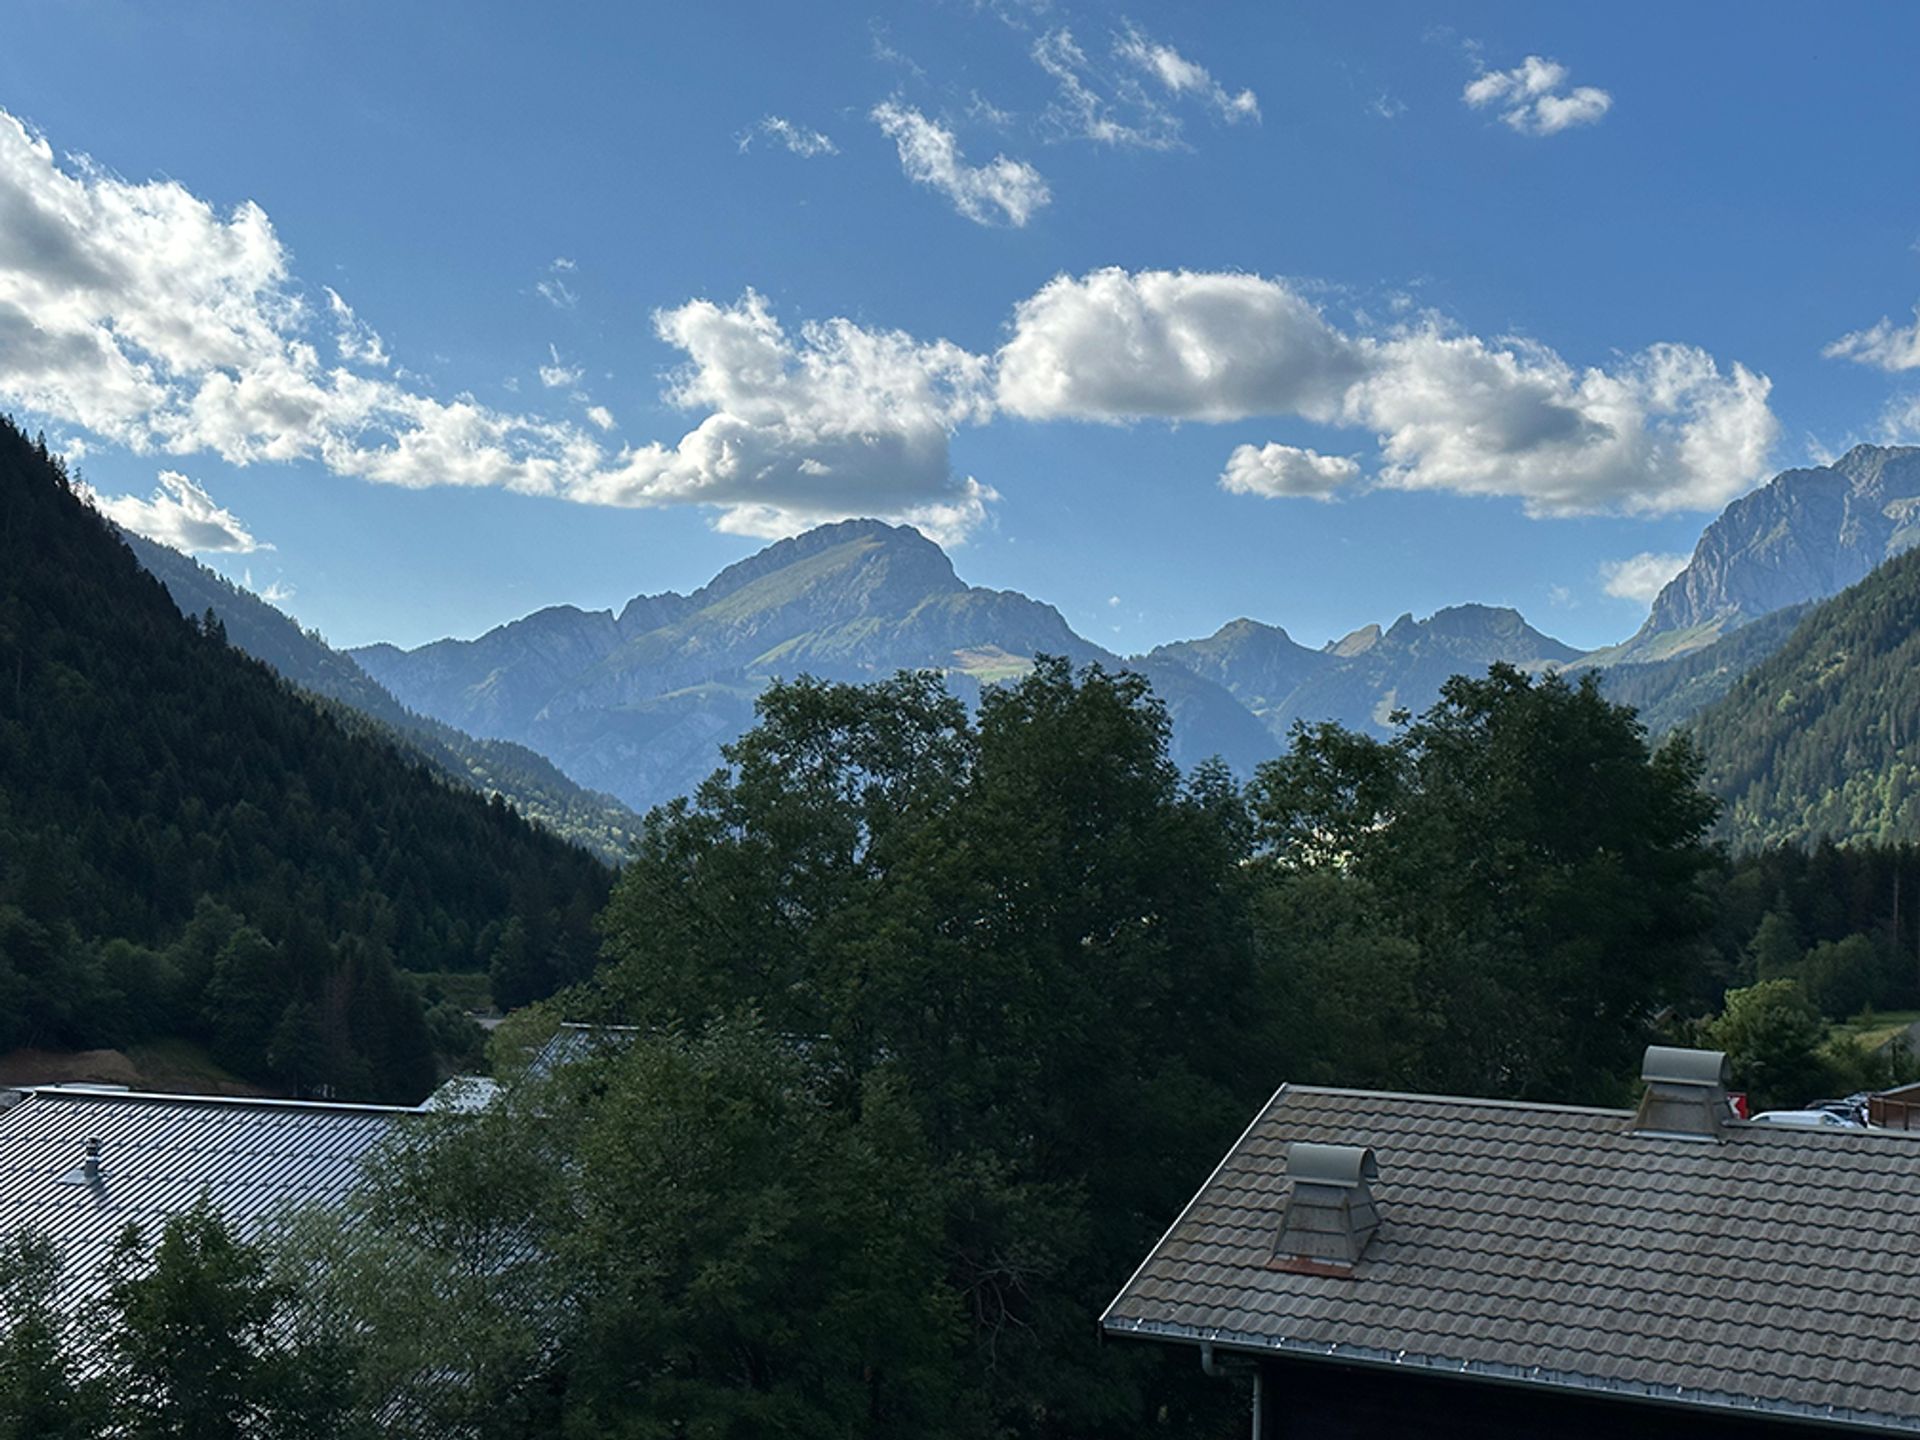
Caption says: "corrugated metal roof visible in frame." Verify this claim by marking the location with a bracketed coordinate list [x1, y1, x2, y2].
[0, 1086, 412, 1308]
[1102, 1084, 1920, 1434]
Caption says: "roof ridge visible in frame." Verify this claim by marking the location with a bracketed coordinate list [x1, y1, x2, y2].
[1287, 1083, 1633, 1118]
[16, 1086, 420, 1116]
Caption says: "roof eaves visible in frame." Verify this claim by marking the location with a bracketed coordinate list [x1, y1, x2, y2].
[1098, 1080, 1293, 1332]
[1102, 1317, 1920, 1436]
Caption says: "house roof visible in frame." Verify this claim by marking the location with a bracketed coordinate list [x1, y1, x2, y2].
[1102, 1083, 1920, 1434]
[0, 1085, 412, 1307]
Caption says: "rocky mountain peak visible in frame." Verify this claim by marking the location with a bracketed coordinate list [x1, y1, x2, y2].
[1623, 447, 1920, 663]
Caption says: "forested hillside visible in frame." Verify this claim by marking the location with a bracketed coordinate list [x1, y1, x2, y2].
[0, 422, 609, 1099]
[1689, 540, 1920, 849]
[1593, 602, 1808, 736]
[124, 533, 640, 862]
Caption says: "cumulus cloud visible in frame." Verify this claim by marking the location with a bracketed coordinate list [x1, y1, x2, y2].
[0, 103, 1777, 546]
[1219, 443, 1358, 500]
[567, 290, 996, 544]
[88, 470, 265, 553]
[996, 268, 1364, 423]
[870, 102, 1050, 227]
[994, 267, 1776, 515]
[1463, 55, 1611, 136]
[1824, 305, 1920, 372]
[1348, 331, 1777, 515]
[740, 116, 838, 158]
[0, 107, 1000, 543]
[1114, 23, 1259, 124]
[1600, 551, 1690, 605]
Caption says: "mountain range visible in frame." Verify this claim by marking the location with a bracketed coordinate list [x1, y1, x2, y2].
[122, 441, 1920, 845]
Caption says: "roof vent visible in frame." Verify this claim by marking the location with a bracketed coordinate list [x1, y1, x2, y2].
[57, 1137, 105, 1188]
[1270, 1142, 1379, 1277]
[1632, 1045, 1732, 1140]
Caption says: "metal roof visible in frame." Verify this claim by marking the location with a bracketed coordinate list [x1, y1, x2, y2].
[0, 1086, 412, 1308]
[1102, 1083, 1920, 1434]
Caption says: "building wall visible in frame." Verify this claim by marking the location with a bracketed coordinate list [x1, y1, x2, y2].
[1257, 1358, 1835, 1440]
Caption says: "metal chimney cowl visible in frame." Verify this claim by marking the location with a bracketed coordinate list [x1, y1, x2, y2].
[1632, 1045, 1733, 1140]
[1270, 1141, 1379, 1277]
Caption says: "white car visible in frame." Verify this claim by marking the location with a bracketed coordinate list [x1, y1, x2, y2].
[1747, 1109, 1858, 1128]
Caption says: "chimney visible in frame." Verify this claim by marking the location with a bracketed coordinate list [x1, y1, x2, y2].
[1633, 1045, 1732, 1140]
[1270, 1142, 1379, 1277]
[57, 1137, 105, 1188]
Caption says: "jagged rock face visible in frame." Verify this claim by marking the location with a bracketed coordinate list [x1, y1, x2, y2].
[1636, 445, 1920, 651]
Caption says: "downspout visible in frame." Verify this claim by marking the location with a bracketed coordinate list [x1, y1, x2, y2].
[1251, 1367, 1263, 1439]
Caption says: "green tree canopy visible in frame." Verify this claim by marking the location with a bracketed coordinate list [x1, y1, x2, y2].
[1249, 664, 1720, 1102]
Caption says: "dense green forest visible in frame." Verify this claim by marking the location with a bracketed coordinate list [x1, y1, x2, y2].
[0, 420, 610, 1099]
[1688, 540, 1920, 848]
[4, 639, 1917, 1437]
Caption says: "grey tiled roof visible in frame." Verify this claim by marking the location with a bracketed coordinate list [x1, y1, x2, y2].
[0, 1086, 411, 1307]
[1102, 1085, 1920, 1433]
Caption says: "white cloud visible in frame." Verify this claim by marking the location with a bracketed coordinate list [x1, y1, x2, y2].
[1114, 23, 1259, 124]
[1219, 443, 1358, 501]
[740, 116, 838, 158]
[323, 286, 388, 368]
[870, 102, 1050, 227]
[1463, 55, 1611, 136]
[1873, 393, 1920, 443]
[995, 267, 1776, 515]
[0, 106, 1002, 544]
[567, 290, 997, 544]
[1349, 330, 1777, 515]
[88, 470, 266, 553]
[1600, 551, 1690, 605]
[1824, 305, 1920, 372]
[0, 103, 1777, 547]
[995, 268, 1364, 423]
[539, 344, 582, 388]
[1032, 28, 1182, 149]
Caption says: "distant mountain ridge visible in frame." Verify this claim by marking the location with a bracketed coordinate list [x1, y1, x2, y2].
[1149, 603, 1583, 741]
[353, 519, 1598, 814]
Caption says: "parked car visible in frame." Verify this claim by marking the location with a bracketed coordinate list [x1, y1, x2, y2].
[1805, 1093, 1871, 1126]
[1748, 1109, 1859, 1128]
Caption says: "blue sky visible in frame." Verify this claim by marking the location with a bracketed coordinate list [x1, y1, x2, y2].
[3, 1, 1920, 653]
